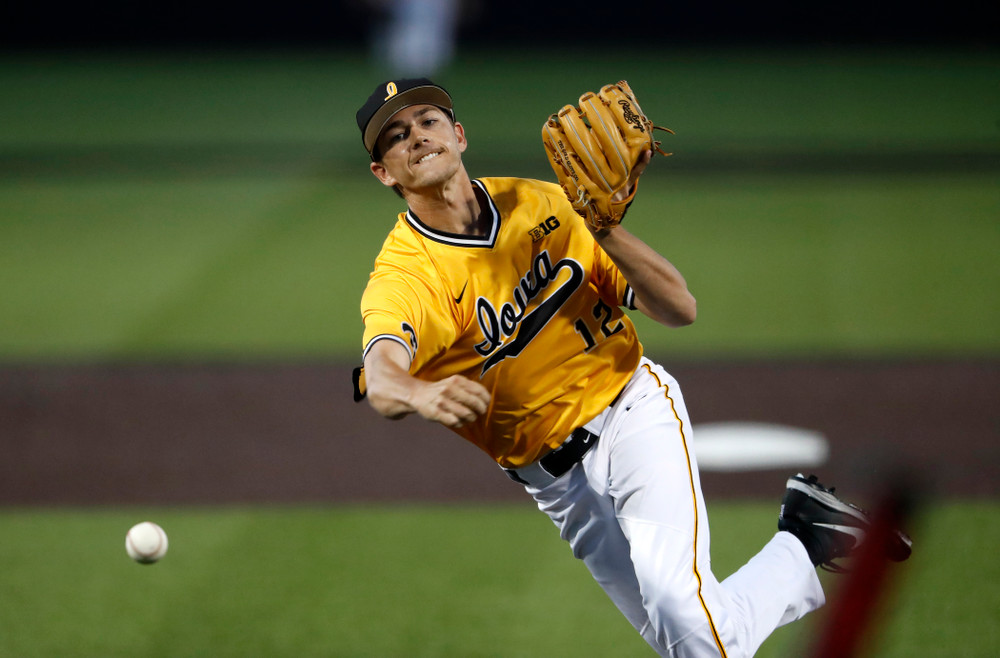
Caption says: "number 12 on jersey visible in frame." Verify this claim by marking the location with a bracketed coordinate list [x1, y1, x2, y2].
[574, 299, 625, 351]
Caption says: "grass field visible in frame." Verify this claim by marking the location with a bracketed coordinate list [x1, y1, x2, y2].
[2, 172, 996, 360]
[1, 47, 997, 361]
[2, 47, 998, 656]
[1, 502, 997, 657]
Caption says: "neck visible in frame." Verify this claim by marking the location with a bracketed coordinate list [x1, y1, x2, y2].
[404, 169, 486, 236]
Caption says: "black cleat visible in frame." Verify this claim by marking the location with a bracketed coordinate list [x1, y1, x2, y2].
[778, 473, 913, 572]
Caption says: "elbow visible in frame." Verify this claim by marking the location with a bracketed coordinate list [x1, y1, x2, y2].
[683, 295, 698, 324]
[669, 294, 697, 327]
[637, 292, 697, 328]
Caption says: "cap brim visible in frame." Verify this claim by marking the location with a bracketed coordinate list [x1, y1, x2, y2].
[363, 85, 454, 156]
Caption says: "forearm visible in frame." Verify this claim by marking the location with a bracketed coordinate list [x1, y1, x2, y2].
[363, 339, 491, 427]
[592, 226, 697, 327]
[365, 350, 422, 420]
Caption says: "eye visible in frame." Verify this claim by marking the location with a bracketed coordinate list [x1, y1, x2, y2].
[383, 130, 407, 148]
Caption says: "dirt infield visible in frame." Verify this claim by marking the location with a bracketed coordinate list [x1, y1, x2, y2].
[1, 359, 996, 506]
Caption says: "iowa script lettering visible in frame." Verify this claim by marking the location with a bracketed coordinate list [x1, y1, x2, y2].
[474, 251, 584, 375]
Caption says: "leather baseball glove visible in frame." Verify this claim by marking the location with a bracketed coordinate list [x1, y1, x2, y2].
[542, 80, 673, 230]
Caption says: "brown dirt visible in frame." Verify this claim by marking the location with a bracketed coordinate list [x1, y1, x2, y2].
[1, 359, 996, 506]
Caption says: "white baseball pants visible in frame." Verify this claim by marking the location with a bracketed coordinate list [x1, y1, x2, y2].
[517, 357, 825, 657]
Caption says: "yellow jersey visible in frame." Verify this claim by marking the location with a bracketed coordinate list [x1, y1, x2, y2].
[360, 177, 643, 468]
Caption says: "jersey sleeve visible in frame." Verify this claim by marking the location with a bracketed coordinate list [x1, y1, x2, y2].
[360, 268, 458, 370]
[361, 272, 421, 361]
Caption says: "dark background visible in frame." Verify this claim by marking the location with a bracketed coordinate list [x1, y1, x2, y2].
[3, 1, 996, 50]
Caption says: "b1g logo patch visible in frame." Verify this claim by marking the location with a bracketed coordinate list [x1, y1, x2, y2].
[528, 216, 560, 242]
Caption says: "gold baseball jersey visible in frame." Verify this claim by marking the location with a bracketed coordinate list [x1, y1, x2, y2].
[360, 177, 643, 468]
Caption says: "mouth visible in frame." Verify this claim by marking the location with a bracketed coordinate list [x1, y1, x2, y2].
[414, 151, 442, 166]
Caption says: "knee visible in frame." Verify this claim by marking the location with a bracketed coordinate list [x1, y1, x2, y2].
[666, 623, 744, 658]
[642, 582, 734, 656]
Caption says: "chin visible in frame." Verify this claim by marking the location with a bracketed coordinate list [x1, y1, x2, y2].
[412, 161, 461, 188]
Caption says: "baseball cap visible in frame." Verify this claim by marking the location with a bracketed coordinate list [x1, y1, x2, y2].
[356, 78, 455, 158]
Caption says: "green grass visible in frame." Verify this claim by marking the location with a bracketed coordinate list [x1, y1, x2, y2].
[626, 172, 1000, 358]
[1, 47, 998, 361]
[0, 176, 391, 359]
[0, 502, 996, 657]
[1, 171, 995, 360]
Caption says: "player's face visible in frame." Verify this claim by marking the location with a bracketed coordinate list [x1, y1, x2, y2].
[370, 105, 467, 193]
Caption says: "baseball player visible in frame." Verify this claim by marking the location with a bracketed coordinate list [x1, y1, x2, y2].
[352, 78, 911, 657]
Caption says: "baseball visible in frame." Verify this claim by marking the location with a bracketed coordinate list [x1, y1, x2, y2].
[125, 521, 169, 564]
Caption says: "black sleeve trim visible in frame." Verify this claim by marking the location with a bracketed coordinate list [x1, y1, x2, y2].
[623, 285, 637, 310]
[352, 366, 366, 402]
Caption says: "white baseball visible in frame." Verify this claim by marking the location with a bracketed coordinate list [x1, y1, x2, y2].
[125, 521, 169, 564]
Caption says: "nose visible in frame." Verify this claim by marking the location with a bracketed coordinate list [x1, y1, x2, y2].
[408, 125, 432, 148]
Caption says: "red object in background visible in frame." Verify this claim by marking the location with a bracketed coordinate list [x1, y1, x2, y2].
[808, 479, 916, 658]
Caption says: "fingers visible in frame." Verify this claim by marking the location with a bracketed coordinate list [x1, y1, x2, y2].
[609, 149, 653, 206]
[630, 149, 653, 186]
[442, 378, 490, 427]
[413, 376, 491, 428]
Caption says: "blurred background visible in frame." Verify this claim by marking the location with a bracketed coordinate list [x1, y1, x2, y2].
[1, 2, 997, 656]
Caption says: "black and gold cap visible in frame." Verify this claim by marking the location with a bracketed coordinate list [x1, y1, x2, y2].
[356, 78, 454, 158]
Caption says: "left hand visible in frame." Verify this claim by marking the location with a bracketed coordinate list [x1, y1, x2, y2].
[611, 149, 653, 205]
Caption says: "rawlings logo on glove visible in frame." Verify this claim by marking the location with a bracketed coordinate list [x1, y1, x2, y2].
[542, 81, 672, 231]
[618, 99, 645, 132]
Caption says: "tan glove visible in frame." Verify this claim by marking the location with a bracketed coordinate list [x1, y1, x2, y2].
[542, 81, 673, 230]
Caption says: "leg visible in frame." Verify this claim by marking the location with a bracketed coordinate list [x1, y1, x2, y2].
[525, 459, 667, 655]
[602, 360, 824, 657]
[719, 532, 825, 655]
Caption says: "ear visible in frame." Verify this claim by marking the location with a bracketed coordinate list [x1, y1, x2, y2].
[454, 122, 468, 153]
[370, 160, 398, 188]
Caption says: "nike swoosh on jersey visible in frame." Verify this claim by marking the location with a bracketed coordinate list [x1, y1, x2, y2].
[454, 282, 468, 304]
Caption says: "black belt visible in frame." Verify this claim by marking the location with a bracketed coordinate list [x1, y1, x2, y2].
[504, 427, 599, 485]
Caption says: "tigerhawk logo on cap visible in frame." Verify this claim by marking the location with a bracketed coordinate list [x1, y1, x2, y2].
[384, 82, 398, 101]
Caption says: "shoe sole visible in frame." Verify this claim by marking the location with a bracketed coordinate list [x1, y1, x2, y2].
[785, 477, 870, 526]
[786, 475, 913, 563]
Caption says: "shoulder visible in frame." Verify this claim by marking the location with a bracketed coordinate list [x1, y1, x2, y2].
[364, 217, 428, 289]
[365, 216, 467, 311]
[362, 258, 442, 320]
[478, 176, 563, 198]
[477, 177, 572, 216]
[371, 213, 427, 264]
